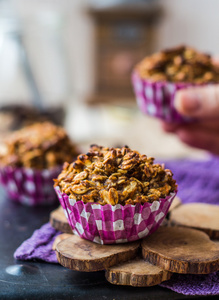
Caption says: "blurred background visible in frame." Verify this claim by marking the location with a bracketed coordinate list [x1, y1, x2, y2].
[0, 0, 218, 159]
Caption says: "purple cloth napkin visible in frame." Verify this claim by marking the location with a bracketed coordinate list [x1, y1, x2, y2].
[161, 272, 219, 296]
[14, 157, 219, 295]
[163, 156, 219, 205]
[14, 223, 61, 263]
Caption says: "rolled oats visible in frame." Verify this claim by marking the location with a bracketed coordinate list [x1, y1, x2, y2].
[54, 145, 177, 206]
[136, 45, 219, 83]
[0, 122, 78, 169]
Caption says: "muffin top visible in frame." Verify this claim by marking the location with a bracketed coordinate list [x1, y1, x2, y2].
[136, 45, 219, 83]
[0, 122, 78, 169]
[54, 145, 177, 206]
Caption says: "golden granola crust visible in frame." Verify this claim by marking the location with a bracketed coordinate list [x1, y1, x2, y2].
[0, 122, 78, 169]
[54, 145, 177, 206]
[136, 45, 219, 83]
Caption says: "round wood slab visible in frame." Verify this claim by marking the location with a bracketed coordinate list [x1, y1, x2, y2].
[169, 203, 219, 239]
[52, 233, 72, 250]
[168, 196, 181, 212]
[56, 235, 140, 272]
[160, 196, 182, 227]
[105, 257, 172, 287]
[142, 226, 219, 274]
[50, 206, 72, 234]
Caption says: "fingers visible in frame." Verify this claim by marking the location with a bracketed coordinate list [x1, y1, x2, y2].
[162, 84, 219, 154]
[176, 128, 219, 155]
[161, 119, 219, 133]
[161, 121, 180, 133]
[161, 119, 219, 155]
[175, 85, 219, 118]
[161, 120, 219, 155]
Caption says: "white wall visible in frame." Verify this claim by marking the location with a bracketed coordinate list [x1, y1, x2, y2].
[158, 0, 219, 56]
[1, 0, 219, 106]
[0, 0, 94, 106]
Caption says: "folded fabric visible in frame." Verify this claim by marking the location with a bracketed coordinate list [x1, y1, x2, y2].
[14, 222, 60, 263]
[14, 157, 219, 295]
[14, 221, 219, 296]
[161, 272, 219, 296]
[163, 156, 219, 205]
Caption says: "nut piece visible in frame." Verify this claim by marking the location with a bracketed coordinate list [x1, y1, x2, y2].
[136, 45, 219, 83]
[54, 145, 177, 206]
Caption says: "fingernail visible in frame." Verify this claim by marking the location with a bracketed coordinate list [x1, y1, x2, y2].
[175, 91, 201, 115]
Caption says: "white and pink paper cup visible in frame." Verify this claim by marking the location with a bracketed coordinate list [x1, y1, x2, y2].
[0, 165, 62, 206]
[55, 186, 177, 244]
[132, 71, 204, 122]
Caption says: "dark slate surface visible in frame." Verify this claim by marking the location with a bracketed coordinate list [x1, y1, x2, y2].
[0, 187, 217, 300]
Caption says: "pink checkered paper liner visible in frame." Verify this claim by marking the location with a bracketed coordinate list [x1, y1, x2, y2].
[0, 165, 62, 206]
[132, 71, 206, 122]
[55, 186, 176, 244]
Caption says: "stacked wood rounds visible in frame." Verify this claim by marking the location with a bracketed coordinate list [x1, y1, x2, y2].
[50, 199, 219, 287]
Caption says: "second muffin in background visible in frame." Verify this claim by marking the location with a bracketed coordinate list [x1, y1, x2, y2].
[0, 122, 78, 206]
[132, 45, 219, 122]
[54, 145, 177, 244]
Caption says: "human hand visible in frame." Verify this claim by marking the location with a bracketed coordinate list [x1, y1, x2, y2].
[161, 85, 219, 155]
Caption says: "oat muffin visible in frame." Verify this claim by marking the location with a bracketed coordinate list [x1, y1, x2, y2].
[132, 45, 219, 122]
[54, 145, 177, 244]
[136, 45, 219, 84]
[0, 122, 78, 206]
[0, 122, 78, 169]
[55, 145, 177, 206]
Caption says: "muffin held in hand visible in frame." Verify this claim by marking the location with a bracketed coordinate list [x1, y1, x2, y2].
[132, 45, 219, 122]
[0, 122, 78, 206]
[54, 145, 177, 244]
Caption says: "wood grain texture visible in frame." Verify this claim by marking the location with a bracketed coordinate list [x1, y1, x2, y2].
[168, 196, 182, 212]
[105, 257, 172, 287]
[56, 235, 140, 272]
[50, 206, 72, 234]
[160, 196, 182, 227]
[142, 226, 219, 274]
[169, 203, 219, 239]
[52, 233, 72, 250]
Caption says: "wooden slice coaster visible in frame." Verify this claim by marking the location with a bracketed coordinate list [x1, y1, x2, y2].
[52, 233, 72, 250]
[142, 226, 219, 274]
[105, 257, 172, 287]
[56, 235, 140, 272]
[169, 203, 219, 239]
[160, 196, 182, 227]
[168, 196, 182, 212]
[50, 206, 72, 234]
